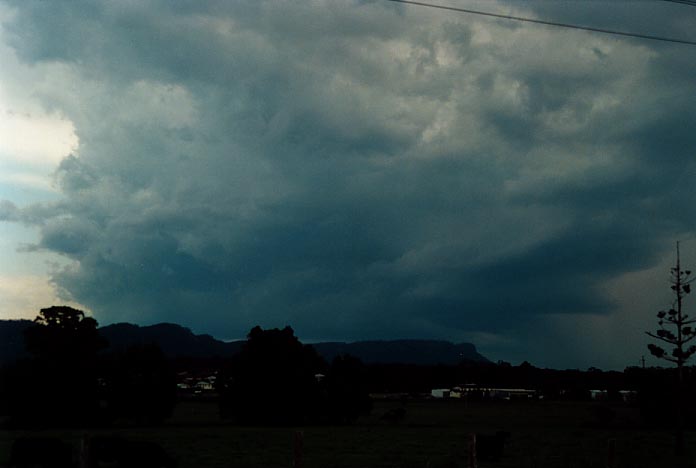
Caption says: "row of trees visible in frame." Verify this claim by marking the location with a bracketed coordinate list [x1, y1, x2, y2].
[0, 307, 371, 428]
[218, 325, 371, 425]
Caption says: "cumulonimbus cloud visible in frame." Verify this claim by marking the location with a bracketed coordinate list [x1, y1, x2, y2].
[1, 0, 696, 366]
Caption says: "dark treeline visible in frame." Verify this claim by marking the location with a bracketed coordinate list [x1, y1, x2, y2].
[0, 306, 691, 430]
[0, 307, 177, 428]
[0, 307, 372, 428]
[217, 325, 371, 425]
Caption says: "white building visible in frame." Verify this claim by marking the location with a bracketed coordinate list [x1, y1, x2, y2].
[431, 388, 451, 398]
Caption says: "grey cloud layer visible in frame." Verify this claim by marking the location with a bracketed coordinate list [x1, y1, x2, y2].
[2, 0, 696, 364]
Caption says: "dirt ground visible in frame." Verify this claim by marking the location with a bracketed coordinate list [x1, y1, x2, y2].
[1, 399, 694, 468]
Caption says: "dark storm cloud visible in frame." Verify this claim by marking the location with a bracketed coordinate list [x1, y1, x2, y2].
[2, 0, 696, 364]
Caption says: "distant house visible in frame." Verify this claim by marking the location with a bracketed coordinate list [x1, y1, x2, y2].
[196, 381, 214, 391]
[176, 371, 217, 395]
[619, 390, 638, 403]
[488, 388, 536, 400]
[452, 385, 537, 400]
[590, 390, 608, 401]
[431, 389, 451, 398]
[589, 389, 637, 402]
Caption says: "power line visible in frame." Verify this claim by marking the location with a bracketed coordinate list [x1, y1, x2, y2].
[660, 0, 696, 7]
[385, 0, 696, 46]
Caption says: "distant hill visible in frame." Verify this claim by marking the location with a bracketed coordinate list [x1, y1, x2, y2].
[0, 320, 488, 365]
[99, 322, 243, 358]
[313, 340, 489, 365]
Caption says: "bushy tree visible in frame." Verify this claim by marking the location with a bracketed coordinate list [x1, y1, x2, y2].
[24, 306, 106, 361]
[218, 326, 325, 425]
[3, 306, 107, 427]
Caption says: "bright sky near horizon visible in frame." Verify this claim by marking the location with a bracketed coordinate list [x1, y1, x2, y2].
[1, 0, 696, 369]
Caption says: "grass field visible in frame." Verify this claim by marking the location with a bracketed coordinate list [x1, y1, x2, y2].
[1, 399, 696, 467]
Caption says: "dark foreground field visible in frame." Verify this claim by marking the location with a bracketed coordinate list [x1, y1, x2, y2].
[2, 399, 695, 468]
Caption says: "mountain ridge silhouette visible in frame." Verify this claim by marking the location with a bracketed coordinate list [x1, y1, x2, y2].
[0, 319, 489, 365]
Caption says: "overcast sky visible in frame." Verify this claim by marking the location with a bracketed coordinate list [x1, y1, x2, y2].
[1, 0, 695, 369]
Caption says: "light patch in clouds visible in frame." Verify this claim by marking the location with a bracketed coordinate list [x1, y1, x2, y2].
[0, 105, 77, 168]
[0, 95, 78, 195]
[0, 168, 57, 195]
[0, 222, 82, 314]
[0, 9, 78, 195]
[0, 274, 88, 321]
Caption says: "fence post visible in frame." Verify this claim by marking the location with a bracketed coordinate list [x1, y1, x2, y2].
[78, 434, 89, 468]
[468, 433, 477, 468]
[293, 430, 304, 468]
[607, 438, 616, 468]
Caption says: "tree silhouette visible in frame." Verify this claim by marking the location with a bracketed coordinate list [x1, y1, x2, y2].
[218, 326, 324, 425]
[646, 242, 696, 454]
[24, 306, 106, 361]
[4, 306, 107, 427]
